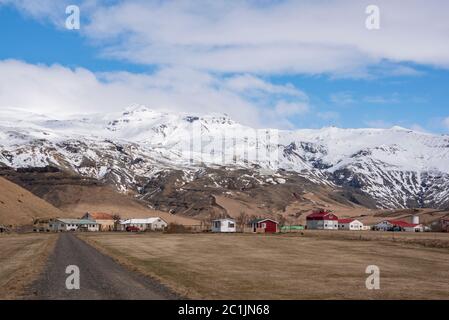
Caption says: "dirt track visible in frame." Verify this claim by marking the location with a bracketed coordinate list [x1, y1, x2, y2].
[26, 233, 178, 300]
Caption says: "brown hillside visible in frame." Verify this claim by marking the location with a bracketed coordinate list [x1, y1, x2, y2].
[0, 168, 198, 225]
[55, 184, 199, 225]
[0, 177, 70, 226]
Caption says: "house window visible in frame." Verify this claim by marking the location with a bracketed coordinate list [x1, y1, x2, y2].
[228, 223, 235, 228]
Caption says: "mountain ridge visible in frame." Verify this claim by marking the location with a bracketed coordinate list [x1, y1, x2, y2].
[1, 106, 449, 213]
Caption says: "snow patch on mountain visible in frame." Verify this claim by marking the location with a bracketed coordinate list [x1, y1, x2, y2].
[1, 106, 449, 209]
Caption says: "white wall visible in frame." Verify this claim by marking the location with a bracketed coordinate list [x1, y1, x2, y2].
[307, 220, 338, 230]
[120, 219, 168, 231]
[48, 220, 99, 232]
[374, 221, 392, 231]
[212, 219, 236, 232]
[338, 220, 364, 230]
[148, 220, 168, 230]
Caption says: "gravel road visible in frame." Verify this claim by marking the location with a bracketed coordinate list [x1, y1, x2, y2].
[26, 233, 178, 300]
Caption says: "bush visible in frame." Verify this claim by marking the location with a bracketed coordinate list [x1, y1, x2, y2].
[165, 223, 190, 234]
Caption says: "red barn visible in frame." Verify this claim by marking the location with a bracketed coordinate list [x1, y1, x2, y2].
[249, 218, 279, 233]
[306, 210, 339, 230]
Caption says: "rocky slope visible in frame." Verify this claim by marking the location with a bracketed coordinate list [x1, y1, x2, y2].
[1, 106, 449, 218]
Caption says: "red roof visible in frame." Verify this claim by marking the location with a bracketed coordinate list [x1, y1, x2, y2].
[388, 220, 419, 228]
[306, 211, 338, 221]
[338, 218, 355, 224]
[249, 218, 279, 225]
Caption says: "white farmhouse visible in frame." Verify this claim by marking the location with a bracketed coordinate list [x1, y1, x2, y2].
[119, 217, 168, 231]
[211, 219, 236, 233]
[338, 219, 364, 231]
[49, 219, 99, 232]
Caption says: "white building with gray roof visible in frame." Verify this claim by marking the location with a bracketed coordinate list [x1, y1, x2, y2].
[49, 218, 99, 232]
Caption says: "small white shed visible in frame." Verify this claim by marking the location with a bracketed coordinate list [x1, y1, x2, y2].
[212, 219, 236, 233]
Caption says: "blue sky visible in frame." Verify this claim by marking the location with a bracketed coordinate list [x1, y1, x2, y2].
[0, 0, 448, 132]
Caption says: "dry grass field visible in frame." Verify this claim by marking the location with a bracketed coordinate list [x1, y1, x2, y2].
[79, 231, 449, 300]
[0, 233, 57, 299]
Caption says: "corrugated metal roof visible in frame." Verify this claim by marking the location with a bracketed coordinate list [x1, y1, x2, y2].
[212, 218, 235, 222]
[338, 218, 355, 224]
[57, 219, 98, 225]
[306, 211, 338, 221]
[248, 218, 278, 224]
[120, 217, 166, 224]
[388, 220, 420, 228]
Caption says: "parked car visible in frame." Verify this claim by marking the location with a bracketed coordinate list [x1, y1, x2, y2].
[126, 226, 140, 232]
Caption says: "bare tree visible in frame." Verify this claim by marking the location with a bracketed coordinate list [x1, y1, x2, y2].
[277, 214, 287, 231]
[236, 211, 248, 231]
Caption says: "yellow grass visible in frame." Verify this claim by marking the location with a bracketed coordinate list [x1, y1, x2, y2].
[0, 233, 57, 299]
[0, 177, 66, 226]
[79, 231, 449, 300]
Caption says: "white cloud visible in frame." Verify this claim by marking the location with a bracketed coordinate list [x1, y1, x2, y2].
[331, 92, 402, 105]
[410, 124, 429, 133]
[330, 92, 355, 105]
[0, 0, 65, 19]
[3, 0, 449, 76]
[317, 111, 340, 120]
[1, 1, 447, 130]
[0, 59, 309, 128]
[274, 101, 310, 116]
[224, 74, 304, 97]
[443, 117, 449, 130]
[363, 94, 400, 104]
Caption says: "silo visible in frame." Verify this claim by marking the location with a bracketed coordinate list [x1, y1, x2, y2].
[412, 215, 420, 225]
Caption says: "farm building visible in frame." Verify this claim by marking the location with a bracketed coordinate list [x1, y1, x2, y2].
[338, 219, 364, 231]
[81, 212, 115, 231]
[118, 217, 168, 231]
[249, 218, 279, 233]
[33, 218, 51, 232]
[430, 218, 449, 232]
[211, 218, 236, 233]
[49, 219, 99, 232]
[374, 220, 423, 232]
[306, 211, 339, 230]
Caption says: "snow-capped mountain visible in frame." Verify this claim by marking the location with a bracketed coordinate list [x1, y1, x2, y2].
[1, 105, 449, 210]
